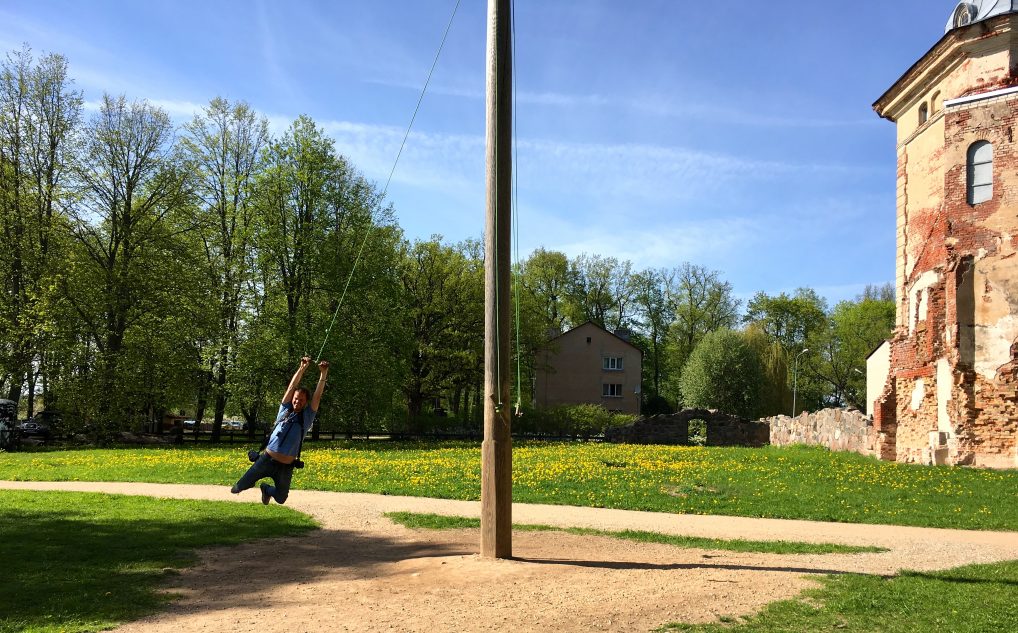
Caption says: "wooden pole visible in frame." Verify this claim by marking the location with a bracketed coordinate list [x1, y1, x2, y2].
[481, 0, 513, 559]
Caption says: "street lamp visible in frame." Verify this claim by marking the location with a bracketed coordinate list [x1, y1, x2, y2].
[792, 348, 809, 417]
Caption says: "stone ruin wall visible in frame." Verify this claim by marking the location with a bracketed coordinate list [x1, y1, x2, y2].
[764, 409, 878, 458]
[605, 409, 767, 447]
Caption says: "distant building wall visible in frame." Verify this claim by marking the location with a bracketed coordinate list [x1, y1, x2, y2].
[535, 322, 642, 415]
[866, 341, 891, 416]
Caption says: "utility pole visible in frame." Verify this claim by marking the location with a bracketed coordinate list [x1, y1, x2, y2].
[481, 0, 513, 559]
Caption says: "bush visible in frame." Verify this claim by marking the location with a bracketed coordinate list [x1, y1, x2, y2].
[516, 403, 636, 437]
[681, 329, 763, 418]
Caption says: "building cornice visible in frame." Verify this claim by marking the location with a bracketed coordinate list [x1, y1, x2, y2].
[874, 14, 1014, 121]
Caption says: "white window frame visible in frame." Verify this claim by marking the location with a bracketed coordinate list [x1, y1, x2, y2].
[602, 383, 623, 398]
[968, 141, 993, 205]
[602, 356, 624, 371]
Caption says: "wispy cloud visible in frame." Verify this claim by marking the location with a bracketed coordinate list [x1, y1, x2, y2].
[254, 0, 300, 106]
[366, 77, 875, 128]
[525, 215, 764, 270]
[83, 98, 206, 120]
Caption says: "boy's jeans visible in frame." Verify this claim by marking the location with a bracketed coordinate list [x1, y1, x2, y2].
[234, 452, 295, 504]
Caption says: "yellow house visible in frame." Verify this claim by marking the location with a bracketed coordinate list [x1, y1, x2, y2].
[871, 1, 1018, 468]
[534, 322, 642, 415]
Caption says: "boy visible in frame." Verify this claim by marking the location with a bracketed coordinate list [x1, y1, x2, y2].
[230, 356, 329, 504]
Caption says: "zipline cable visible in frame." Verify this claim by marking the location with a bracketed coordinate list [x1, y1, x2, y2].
[314, 0, 463, 361]
[510, 0, 523, 415]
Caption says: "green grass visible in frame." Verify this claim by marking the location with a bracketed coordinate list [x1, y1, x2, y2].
[658, 560, 1018, 633]
[1, 442, 1017, 530]
[0, 489, 318, 633]
[384, 511, 887, 555]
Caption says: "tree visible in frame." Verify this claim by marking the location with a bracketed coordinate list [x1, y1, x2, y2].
[396, 237, 483, 427]
[63, 94, 190, 437]
[663, 263, 740, 405]
[680, 329, 763, 418]
[742, 324, 790, 416]
[743, 287, 827, 352]
[0, 47, 81, 409]
[630, 268, 674, 407]
[520, 248, 573, 333]
[810, 297, 895, 410]
[565, 253, 633, 331]
[181, 97, 268, 441]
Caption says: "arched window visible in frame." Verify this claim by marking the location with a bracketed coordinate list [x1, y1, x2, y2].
[919, 102, 929, 125]
[931, 91, 941, 114]
[968, 141, 993, 204]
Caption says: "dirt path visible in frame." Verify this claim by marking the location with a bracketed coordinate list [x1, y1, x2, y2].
[4, 481, 1017, 632]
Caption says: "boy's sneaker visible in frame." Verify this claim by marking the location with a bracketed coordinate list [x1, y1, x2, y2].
[230, 484, 240, 494]
[260, 483, 272, 505]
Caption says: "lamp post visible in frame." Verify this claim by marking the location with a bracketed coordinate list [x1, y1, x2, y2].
[792, 348, 809, 417]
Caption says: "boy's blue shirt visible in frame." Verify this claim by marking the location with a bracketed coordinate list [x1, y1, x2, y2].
[265, 402, 316, 457]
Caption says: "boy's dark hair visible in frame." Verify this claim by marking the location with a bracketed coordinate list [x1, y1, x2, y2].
[295, 386, 311, 400]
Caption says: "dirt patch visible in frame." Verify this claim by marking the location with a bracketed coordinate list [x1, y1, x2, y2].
[4, 481, 1018, 633]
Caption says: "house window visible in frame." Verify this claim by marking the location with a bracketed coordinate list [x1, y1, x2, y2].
[918, 102, 928, 125]
[603, 356, 624, 371]
[602, 383, 623, 398]
[968, 141, 993, 204]
[930, 91, 940, 114]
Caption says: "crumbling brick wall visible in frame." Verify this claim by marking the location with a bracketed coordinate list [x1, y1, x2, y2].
[882, 95, 1018, 469]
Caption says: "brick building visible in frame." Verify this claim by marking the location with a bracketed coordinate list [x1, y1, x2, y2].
[870, 1, 1018, 468]
[534, 322, 642, 415]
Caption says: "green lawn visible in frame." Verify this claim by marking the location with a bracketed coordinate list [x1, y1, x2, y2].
[385, 511, 886, 555]
[659, 560, 1018, 633]
[1, 442, 1016, 530]
[0, 490, 317, 633]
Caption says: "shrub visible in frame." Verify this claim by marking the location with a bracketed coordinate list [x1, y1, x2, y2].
[680, 329, 763, 418]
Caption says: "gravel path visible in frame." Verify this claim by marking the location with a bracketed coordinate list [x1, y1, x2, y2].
[4, 481, 1017, 632]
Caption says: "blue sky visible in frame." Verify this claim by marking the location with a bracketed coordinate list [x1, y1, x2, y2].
[1, 1, 953, 306]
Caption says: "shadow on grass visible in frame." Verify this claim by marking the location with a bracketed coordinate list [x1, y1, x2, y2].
[0, 492, 468, 632]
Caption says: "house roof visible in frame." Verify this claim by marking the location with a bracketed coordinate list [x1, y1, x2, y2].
[548, 321, 644, 354]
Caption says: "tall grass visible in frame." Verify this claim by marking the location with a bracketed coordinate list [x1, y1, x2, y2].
[2, 442, 1016, 530]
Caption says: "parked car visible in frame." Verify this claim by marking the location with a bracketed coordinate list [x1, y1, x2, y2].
[223, 419, 246, 431]
[183, 420, 197, 430]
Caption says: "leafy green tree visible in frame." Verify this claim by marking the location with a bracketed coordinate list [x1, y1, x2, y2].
[810, 297, 895, 410]
[63, 95, 191, 437]
[742, 324, 791, 416]
[520, 248, 573, 333]
[248, 115, 403, 436]
[396, 237, 483, 428]
[663, 263, 740, 406]
[743, 287, 828, 412]
[565, 253, 633, 331]
[0, 47, 82, 410]
[680, 329, 763, 418]
[630, 268, 674, 408]
[743, 287, 828, 352]
[181, 97, 268, 441]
